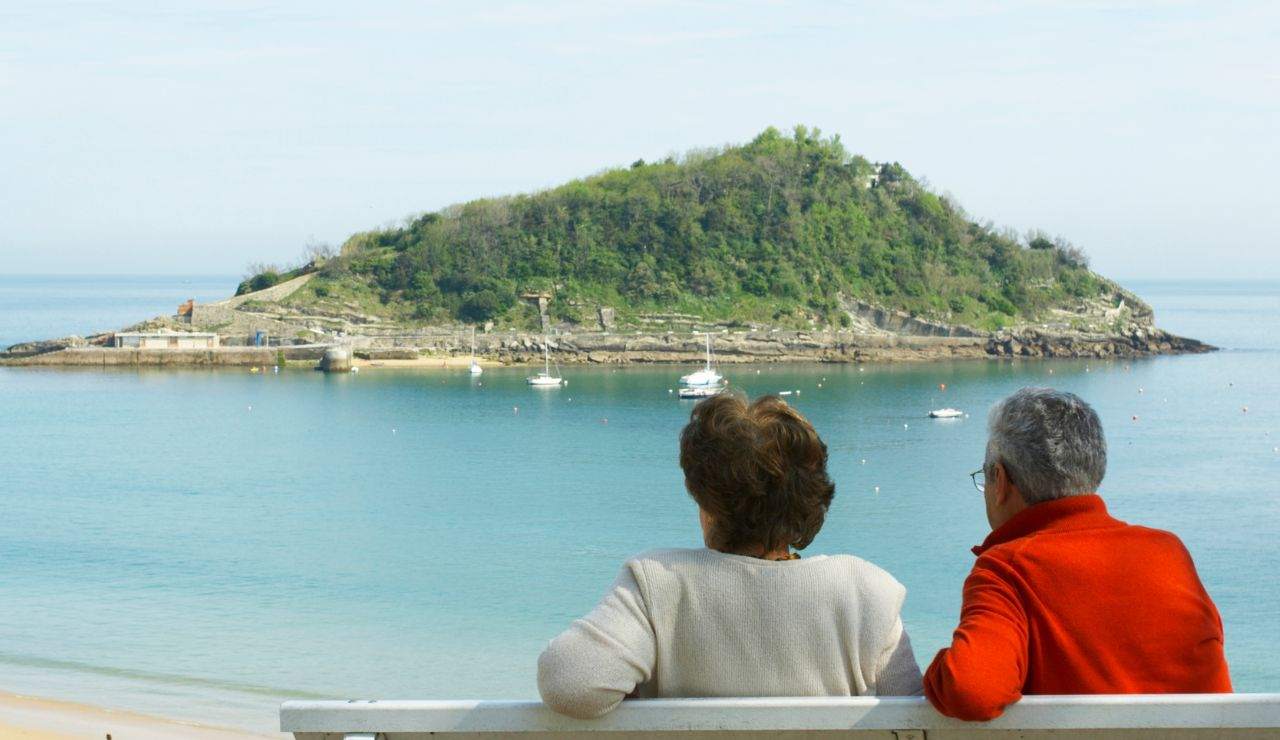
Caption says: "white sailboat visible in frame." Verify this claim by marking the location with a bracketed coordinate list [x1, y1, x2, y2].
[679, 332, 724, 387]
[527, 336, 565, 387]
[469, 327, 483, 376]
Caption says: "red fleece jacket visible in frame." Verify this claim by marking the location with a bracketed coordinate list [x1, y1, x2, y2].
[924, 495, 1230, 721]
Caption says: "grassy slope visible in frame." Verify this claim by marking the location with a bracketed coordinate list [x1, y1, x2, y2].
[248, 126, 1143, 333]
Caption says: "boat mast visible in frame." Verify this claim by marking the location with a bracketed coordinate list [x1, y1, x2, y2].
[705, 332, 712, 371]
[544, 337, 552, 376]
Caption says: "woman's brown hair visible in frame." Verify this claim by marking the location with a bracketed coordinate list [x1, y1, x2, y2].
[679, 391, 835, 554]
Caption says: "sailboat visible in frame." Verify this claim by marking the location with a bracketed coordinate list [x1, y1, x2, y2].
[679, 332, 724, 387]
[526, 336, 565, 387]
[469, 327, 483, 376]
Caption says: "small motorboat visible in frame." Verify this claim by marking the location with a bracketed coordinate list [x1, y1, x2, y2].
[929, 408, 963, 419]
[678, 385, 722, 399]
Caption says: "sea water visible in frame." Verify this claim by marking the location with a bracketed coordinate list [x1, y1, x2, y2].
[0, 278, 1276, 733]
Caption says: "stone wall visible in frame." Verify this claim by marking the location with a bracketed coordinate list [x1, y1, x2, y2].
[188, 305, 312, 344]
[3, 347, 281, 366]
[216, 273, 315, 308]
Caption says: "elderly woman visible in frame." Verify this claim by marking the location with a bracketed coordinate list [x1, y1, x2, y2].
[538, 392, 922, 718]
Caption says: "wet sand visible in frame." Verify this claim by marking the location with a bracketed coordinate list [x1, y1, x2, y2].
[0, 692, 277, 739]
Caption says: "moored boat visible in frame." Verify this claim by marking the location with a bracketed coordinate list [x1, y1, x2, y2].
[527, 336, 565, 387]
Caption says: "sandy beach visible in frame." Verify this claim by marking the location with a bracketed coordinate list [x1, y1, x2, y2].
[0, 692, 278, 739]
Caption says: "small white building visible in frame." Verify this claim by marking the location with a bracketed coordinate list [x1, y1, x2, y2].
[114, 331, 219, 349]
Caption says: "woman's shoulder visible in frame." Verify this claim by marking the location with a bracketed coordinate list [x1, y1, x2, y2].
[622, 547, 715, 570]
[817, 553, 907, 598]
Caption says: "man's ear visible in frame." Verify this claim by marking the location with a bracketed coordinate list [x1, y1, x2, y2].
[992, 462, 1013, 506]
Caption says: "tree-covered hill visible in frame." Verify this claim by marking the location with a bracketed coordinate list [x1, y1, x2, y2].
[243, 126, 1137, 332]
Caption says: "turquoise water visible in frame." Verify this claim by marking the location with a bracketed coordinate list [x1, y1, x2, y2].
[0, 279, 1277, 733]
[0, 274, 237, 349]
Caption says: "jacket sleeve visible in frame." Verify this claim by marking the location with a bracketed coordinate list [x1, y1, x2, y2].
[924, 555, 1029, 720]
[537, 562, 657, 718]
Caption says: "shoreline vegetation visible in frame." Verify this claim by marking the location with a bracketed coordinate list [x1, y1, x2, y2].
[1, 128, 1214, 367]
[0, 691, 273, 739]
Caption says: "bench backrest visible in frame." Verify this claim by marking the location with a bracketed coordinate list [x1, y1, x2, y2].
[280, 694, 1280, 739]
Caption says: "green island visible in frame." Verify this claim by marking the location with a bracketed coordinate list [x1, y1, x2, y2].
[3, 127, 1210, 366]
[246, 126, 1122, 334]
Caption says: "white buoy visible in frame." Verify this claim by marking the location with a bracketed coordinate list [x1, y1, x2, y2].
[513, 406, 519, 414]
[817, 383, 823, 388]
[861, 459, 867, 465]
[874, 486, 880, 494]
[392, 428, 397, 434]
[1138, 387, 1144, 394]
[903, 423, 909, 429]
[247, 405, 252, 411]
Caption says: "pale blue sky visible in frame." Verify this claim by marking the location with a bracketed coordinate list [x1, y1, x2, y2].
[2, 1, 1276, 279]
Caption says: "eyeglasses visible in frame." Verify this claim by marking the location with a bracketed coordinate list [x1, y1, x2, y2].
[969, 467, 985, 493]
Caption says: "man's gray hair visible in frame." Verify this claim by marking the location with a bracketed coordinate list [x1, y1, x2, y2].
[985, 387, 1107, 504]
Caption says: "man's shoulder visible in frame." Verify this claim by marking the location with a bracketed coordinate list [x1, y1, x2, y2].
[974, 518, 1194, 574]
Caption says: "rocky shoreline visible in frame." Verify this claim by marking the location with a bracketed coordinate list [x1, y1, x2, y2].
[0, 325, 1214, 367]
[2, 266, 1215, 368]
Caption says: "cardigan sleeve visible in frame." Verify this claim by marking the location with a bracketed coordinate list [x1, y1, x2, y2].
[871, 618, 924, 696]
[923, 555, 1029, 720]
[537, 562, 657, 718]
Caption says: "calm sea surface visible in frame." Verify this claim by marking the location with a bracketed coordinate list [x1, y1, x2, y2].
[0, 277, 1276, 733]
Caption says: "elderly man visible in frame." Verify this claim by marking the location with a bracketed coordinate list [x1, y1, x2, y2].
[924, 387, 1230, 721]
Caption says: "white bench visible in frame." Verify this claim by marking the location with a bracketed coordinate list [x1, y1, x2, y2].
[280, 694, 1280, 739]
